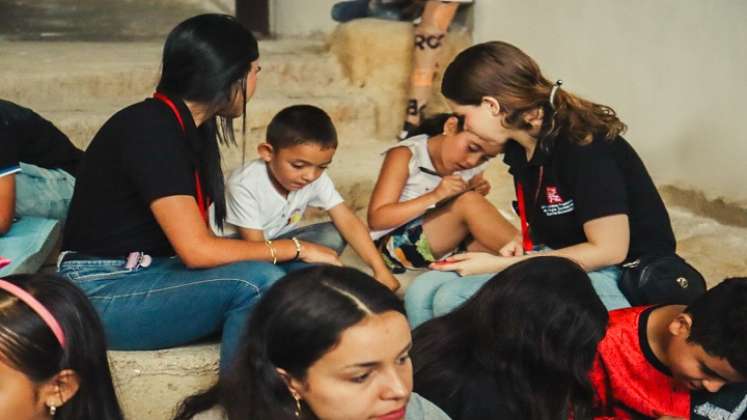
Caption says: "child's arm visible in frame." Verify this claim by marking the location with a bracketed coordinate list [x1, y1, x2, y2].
[237, 227, 342, 266]
[0, 174, 16, 235]
[328, 203, 400, 291]
[367, 147, 466, 231]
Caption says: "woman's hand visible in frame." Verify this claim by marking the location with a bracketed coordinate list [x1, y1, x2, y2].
[499, 237, 524, 257]
[433, 175, 467, 201]
[467, 173, 491, 196]
[430, 252, 519, 276]
[299, 241, 343, 266]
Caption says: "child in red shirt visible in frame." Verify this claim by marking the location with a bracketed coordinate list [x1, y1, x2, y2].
[591, 277, 747, 419]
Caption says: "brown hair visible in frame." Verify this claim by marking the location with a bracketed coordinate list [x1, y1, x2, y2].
[442, 41, 626, 144]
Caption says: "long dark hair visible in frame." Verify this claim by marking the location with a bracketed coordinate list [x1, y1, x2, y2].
[174, 266, 405, 420]
[442, 41, 626, 147]
[0, 274, 124, 420]
[156, 13, 259, 228]
[412, 257, 608, 420]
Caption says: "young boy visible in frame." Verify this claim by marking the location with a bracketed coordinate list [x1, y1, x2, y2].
[591, 277, 747, 419]
[211, 104, 400, 290]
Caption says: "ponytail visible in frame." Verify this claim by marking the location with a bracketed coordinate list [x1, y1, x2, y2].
[442, 41, 627, 146]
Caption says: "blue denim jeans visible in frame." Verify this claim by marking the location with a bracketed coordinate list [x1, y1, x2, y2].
[405, 264, 630, 328]
[0, 217, 60, 276]
[57, 256, 287, 372]
[15, 162, 76, 220]
[0, 163, 74, 275]
[274, 221, 347, 255]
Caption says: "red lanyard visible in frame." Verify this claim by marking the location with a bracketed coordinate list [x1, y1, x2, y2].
[515, 166, 543, 253]
[153, 92, 209, 224]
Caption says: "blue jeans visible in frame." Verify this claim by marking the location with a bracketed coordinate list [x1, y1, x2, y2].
[58, 256, 286, 372]
[274, 221, 347, 255]
[0, 163, 74, 275]
[15, 162, 76, 220]
[405, 265, 630, 328]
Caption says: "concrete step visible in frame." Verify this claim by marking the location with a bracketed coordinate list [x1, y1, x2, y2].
[0, 39, 346, 109]
[109, 344, 219, 420]
[40, 92, 377, 151]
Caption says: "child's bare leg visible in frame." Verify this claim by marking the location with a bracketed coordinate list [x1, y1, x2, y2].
[404, 1, 459, 128]
[422, 191, 517, 258]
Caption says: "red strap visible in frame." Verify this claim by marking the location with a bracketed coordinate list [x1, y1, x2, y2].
[516, 165, 544, 253]
[153, 92, 209, 224]
[516, 182, 534, 253]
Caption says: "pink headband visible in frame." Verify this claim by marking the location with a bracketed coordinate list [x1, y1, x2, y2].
[0, 279, 66, 348]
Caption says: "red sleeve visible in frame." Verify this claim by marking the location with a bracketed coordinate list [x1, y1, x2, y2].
[590, 354, 633, 420]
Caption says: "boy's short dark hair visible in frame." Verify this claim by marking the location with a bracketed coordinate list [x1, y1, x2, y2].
[685, 277, 747, 377]
[266, 105, 338, 150]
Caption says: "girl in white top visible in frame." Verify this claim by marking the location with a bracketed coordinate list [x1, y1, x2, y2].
[368, 114, 517, 272]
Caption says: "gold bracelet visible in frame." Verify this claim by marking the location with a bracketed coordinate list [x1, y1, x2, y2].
[291, 237, 302, 260]
[265, 240, 277, 264]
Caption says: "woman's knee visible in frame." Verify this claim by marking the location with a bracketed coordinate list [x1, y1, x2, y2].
[215, 261, 287, 291]
[432, 273, 492, 316]
[405, 271, 458, 308]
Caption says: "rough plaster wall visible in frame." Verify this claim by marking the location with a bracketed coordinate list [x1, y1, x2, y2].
[330, 18, 472, 138]
[472, 0, 747, 205]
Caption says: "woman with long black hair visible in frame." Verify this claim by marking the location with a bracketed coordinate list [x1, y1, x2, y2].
[411, 257, 608, 420]
[57, 14, 288, 371]
[174, 266, 450, 420]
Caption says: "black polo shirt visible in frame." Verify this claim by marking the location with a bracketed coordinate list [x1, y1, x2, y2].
[62, 97, 203, 257]
[0, 99, 82, 176]
[504, 134, 675, 262]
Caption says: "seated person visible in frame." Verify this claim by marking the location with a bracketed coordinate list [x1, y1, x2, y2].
[0, 100, 81, 275]
[368, 113, 515, 273]
[591, 277, 747, 419]
[213, 104, 399, 290]
[174, 266, 450, 420]
[0, 273, 124, 419]
[410, 256, 608, 420]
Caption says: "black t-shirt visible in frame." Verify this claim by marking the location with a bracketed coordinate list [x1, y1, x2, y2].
[0, 99, 82, 176]
[504, 134, 675, 262]
[62, 98, 202, 257]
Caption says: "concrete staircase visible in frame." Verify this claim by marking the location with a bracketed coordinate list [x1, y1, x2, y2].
[3, 17, 747, 420]
[1, 19, 475, 419]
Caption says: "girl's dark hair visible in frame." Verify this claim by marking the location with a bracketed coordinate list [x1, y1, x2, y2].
[442, 41, 626, 147]
[0, 274, 124, 420]
[156, 13, 259, 229]
[174, 266, 405, 420]
[410, 113, 466, 137]
[412, 257, 608, 420]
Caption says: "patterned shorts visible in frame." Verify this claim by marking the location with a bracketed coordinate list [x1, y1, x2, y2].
[375, 217, 435, 273]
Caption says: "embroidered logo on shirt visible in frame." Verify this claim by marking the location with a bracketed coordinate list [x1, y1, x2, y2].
[540, 199, 575, 216]
[545, 186, 564, 204]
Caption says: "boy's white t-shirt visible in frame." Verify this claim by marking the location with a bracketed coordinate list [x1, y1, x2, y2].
[210, 159, 344, 239]
[370, 134, 488, 240]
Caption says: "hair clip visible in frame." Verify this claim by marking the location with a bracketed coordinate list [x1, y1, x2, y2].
[549, 79, 563, 110]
